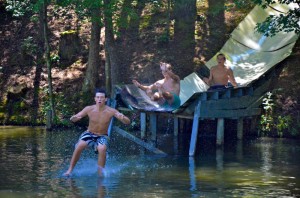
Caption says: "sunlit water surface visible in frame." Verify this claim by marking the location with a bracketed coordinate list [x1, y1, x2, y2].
[0, 126, 299, 197]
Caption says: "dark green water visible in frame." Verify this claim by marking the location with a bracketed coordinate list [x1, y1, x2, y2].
[0, 126, 299, 197]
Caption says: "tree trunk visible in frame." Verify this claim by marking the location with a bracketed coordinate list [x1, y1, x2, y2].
[31, 4, 45, 125]
[105, 45, 112, 94]
[205, 0, 226, 59]
[104, 0, 121, 97]
[58, 31, 80, 65]
[173, 0, 196, 78]
[118, 0, 132, 41]
[127, 0, 146, 42]
[117, 0, 147, 84]
[43, 0, 56, 123]
[83, 8, 101, 93]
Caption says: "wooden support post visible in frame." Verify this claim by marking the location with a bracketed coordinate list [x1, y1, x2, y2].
[140, 112, 146, 139]
[237, 118, 243, 140]
[108, 99, 116, 136]
[174, 117, 179, 136]
[189, 100, 201, 156]
[250, 116, 257, 134]
[173, 117, 179, 154]
[216, 118, 224, 145]
[236, 140, 243, 161]
[114, 126, 167, 155]
[150, 113, 157, 143]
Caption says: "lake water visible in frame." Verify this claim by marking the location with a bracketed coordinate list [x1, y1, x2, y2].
[0, 126, 299, 197]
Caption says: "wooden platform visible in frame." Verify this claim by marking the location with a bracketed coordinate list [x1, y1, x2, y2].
[112, 63, 284, 156]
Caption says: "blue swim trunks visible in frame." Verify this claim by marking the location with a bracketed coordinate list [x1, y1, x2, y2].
[161, 93, 181, 109]
[208, 85, 227, 91]
[76, 131, 109, 154]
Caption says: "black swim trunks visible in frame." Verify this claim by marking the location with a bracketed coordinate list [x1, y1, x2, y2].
[76, 131, 109, 154]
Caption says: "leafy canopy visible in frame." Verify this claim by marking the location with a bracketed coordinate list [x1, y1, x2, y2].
[246, 0, 299, 36]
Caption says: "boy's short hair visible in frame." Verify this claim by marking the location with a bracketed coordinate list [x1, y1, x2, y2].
[217, 53, 226, 60]
[95, 88, 107, 97]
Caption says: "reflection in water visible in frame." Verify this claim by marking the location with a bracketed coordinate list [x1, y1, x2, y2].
[216, 148, 224, 171]
[0, 126, 299, 197]
[61, 177, 108, 198]
[261, 141, 273, 180]
[236, 140, 243, 161]
[189, 157, 197, 191]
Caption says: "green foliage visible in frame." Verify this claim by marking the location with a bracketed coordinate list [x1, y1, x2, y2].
[262, 92, 274, 111]
[260, 114, 273, 133]
[41, 88, 76, 127]
[259, 92, 293, 137]
[140, 14, 151, 30]
[50, 53, 60, 64]
[256, 10, 300, 36]
[1, 99, 31, 125]
[0, 112, 5, 121]
[149, 0, 165, 12]
[231, 0, 300, 36]
[253, 0, 299, 36]
[276, 115, 291, 137]
[5, 0, 32, 17]
[259, 92, 274, 133]
[230, 0, 254, 9]
[21, 36, 37, 55]
[157, 30, 169, 45]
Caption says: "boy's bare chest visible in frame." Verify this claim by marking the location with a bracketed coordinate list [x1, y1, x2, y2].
[213, 68, 228, 78]
[162, 79, 175, 89]
[88, 111, 112, 123]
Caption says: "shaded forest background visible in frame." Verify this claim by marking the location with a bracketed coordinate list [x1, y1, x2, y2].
[0, 0, 299, 137]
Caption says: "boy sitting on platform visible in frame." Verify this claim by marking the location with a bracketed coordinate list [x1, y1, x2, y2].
[203, 54, 238, 90]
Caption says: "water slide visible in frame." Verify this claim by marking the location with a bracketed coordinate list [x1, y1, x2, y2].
[118, 1, 299, 112]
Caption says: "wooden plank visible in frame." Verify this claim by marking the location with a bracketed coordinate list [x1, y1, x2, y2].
[140, 112, 146, 139]
[174, 117, 179, 136]
[199, 108, 261, 118]
[174, 114, 194, 119]
[108, 99, 117, 136]
[117, 107, 132, 111]
[176, 98, 262, 118]
[173, 135, 179, 155]
[179, 93, 262, 115]
[246, 87, 254, 96]
[246, 95, 265, 110]
[113, 126, 167, 155]
[200, 92, 207, 101]
[209, 91, 219, 100]
[189, 100, 202, 156]
[203, 95, 260, 110]
[175, 81, 270, 114]
[150, 113, 157, 143]
[220, 89, 231, 99]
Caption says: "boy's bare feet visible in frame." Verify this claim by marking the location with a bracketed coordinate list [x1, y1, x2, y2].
[98, 166, 105, 177]
[63, 170, 72, 177]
